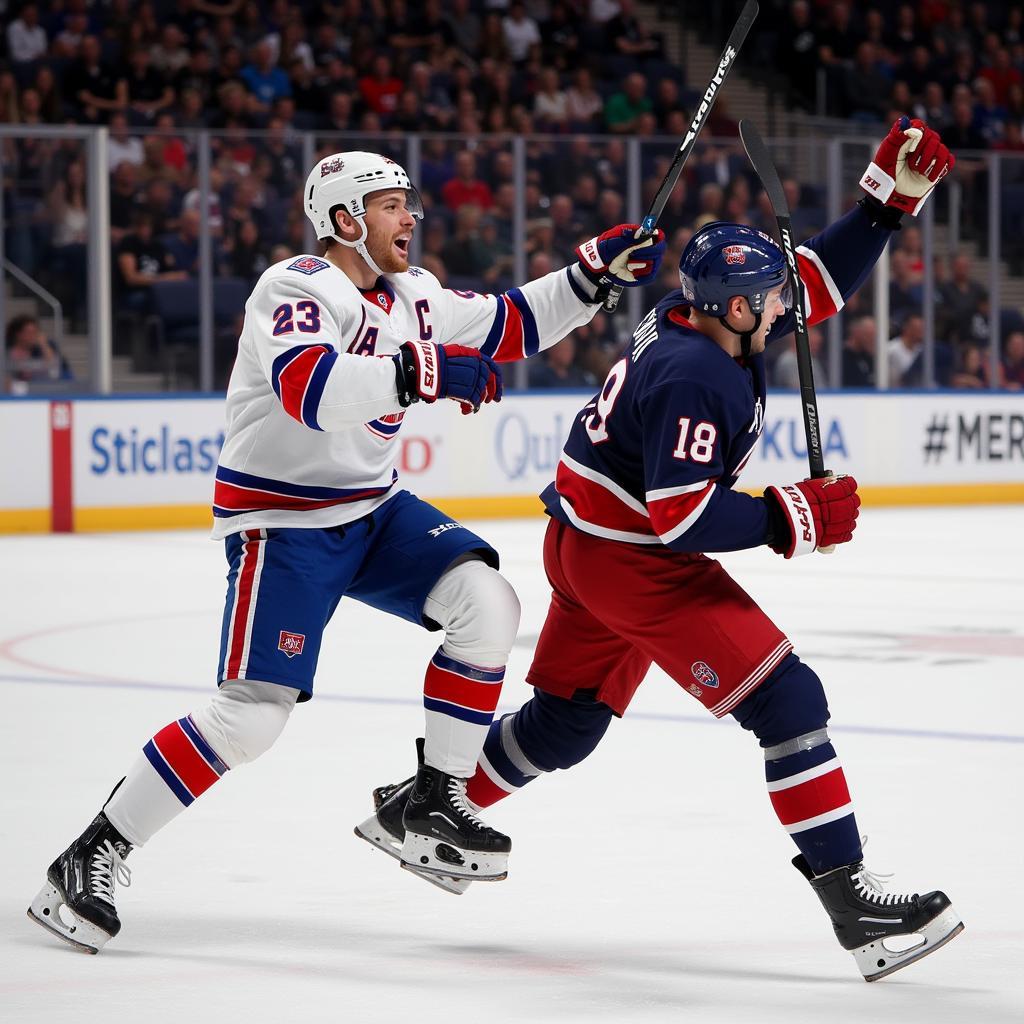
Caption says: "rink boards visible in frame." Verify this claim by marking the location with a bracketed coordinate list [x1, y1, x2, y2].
[0, 390, 1022, 533]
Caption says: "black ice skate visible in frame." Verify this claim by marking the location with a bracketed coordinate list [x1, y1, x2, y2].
[794, 854, 963, 981]
[27, 811, 133, 954]
[399, 741, 510, 881]
[354, 776, 471, 895]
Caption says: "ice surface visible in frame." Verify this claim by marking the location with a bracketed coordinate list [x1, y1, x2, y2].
[1, 506, 1022, 1022]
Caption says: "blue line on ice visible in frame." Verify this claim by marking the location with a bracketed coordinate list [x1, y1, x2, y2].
[3, 672, 1021, 746]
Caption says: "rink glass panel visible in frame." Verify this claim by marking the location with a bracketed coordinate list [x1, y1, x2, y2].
[1, 131, 89, 394]
[3, 128, 1022, 395]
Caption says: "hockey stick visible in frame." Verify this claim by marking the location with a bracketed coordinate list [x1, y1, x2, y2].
[738, 118, 836, 552]
[602, 0, 759, 313]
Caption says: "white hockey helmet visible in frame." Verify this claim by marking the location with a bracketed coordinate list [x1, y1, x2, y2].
[303, 150, 423, 250]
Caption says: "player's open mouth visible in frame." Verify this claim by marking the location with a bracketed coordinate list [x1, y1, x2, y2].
[394, 236, 410, 256]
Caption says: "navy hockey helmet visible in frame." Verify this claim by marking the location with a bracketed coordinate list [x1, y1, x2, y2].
[679, 222, 791, 316]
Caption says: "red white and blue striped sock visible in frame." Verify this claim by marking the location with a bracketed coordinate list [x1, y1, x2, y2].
[104, 715, 229, 847]
[765, 740, 862, 874]
[422, 646, 504, 777]
[465, 713, 542, 809]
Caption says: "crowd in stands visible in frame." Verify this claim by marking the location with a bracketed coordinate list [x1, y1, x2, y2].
[1, 1, 1022, 391]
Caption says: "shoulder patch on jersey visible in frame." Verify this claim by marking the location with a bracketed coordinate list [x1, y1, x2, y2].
[407, 266, 423, 276]
[288, 256, 330, 275]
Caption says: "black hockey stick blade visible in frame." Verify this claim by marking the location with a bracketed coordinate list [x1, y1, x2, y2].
[601, 0, 759, 313]
[738, 118, 827, 479]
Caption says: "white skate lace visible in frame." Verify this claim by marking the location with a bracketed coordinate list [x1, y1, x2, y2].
[446, 777, 486, 830]
[852, 866, 915, 906]
[90, 841, 132, 907]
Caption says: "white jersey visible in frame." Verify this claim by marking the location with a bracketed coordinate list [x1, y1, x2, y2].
[212, 254, 600, 538]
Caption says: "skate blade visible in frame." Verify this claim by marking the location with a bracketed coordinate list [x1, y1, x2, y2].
[855, 904, 964, 981]
[27, 881, 111, 954]
[399, 829, 509, 882]
[353, 818, 470, 895]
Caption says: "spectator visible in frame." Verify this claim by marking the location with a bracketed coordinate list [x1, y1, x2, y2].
[939, 254, 986, 344]
[888, 249, 923, 326]
[6, 3, 48, 74]
[46, 159, 90, 324]
[162, 208, 201, 276]
[5, 315, 72, 393]
[175, 86, 207, 129]
[979, 48, 1022, 107]
[125, 46, 175, 124]
[441, 151, 494, 212]
[817, 2, 857, 67]
[108, 112, 145, 170]
[150, 24, 191, 78]
[534, 68, 569, 131]
[444, 0, 482, 57]
[606, 0, 664, 63]
[223, 218, 269, 285]
[548, 193, 582, 254]
[842, 314, 877, 388]
[358, 54, 403, 120]
[949, 343, 991, 388]
[409, 61, 454, 129]
[502, 2, 541, 65]
[775, 0, 818, 111]
[324, 90, 356, 131]
[913, 81, 950, 130]
[843, 42, 892, 122]
[944, 95, 987, 150]
[571, 308, 622, 381]
[0, 69, 21, 123]
[64, 34, 127, 123]
[773, 326, 828, 389]
[897, 224, 925, 280]
[109, 162, 142, 244]
[114, 210, 187, 315]
[477, 12, 508, 62]
[173, 47, 217, 108]
[52, 10, 88, 60]
[527, 335, 592, 388]
[544, 1, 583, 72]
[565, 67, 603, 130]
[605, 72, 651, 134]
[1002, 331, 1024, 389]
[241, 40, 292, 111]
[888, 312, 925, 387]
[277, 20, 315, 73]
[441, 204, 497, 283]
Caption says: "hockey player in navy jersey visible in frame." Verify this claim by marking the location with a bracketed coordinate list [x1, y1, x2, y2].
[27, 150, 666, 952]
[361, 119, 965, 980]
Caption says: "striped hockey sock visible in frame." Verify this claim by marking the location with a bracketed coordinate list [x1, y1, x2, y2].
[465, 714, 543, 809]
[764, 734, 862, 875]
[422, 647, 505, 778]
[104, 716, 229, 847]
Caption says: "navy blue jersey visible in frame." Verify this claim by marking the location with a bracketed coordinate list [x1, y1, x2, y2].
[542, 202, 889, 553]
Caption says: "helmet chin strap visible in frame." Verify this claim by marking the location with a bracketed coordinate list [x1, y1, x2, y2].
[333, 216, 386, 278]
[719, 310, 762, 358]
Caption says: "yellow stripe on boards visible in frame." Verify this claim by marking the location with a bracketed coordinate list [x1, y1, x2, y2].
[0, 508, 51, 532]
[74, 505, 213, 531]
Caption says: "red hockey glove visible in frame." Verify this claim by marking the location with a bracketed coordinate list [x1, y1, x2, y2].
[575, 224, 667, 287]
[396, 341, 502, 412]
[859, 116, 954, 216]
[763, 475, 861, 558]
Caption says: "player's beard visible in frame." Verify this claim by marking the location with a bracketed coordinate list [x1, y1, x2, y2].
[364, 221, 411, 274]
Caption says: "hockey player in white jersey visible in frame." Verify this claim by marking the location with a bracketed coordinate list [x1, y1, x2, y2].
[27, 150, 666, 951]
